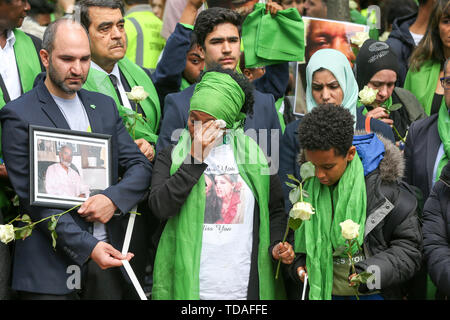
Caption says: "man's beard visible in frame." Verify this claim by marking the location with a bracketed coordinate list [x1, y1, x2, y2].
[48, 62, 85, 95]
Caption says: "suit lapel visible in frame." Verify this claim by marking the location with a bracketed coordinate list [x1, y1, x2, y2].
[78, 89, 103, 133]
[38, 82, 70, 130]
[426, 117, 441, 190]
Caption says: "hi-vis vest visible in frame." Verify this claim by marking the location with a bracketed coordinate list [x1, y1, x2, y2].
[124, 10, 166, 70]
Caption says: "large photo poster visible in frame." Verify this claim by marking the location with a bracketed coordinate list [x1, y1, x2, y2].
[293, 17, 369, 115]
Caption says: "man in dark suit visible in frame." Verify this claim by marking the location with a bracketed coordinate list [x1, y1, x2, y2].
[403, 57, 450, 300]
[80, 0, 204, 162]
[405, 57, 450, 201]
[0, 19, 152, 299]
[156, 7, 287, 167]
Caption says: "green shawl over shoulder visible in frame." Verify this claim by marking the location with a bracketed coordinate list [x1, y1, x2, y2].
[404, 60, 446, 116]
[152, 129, 286, 299]
[83, 57, 161, 143]
[294, 153, 367, 300]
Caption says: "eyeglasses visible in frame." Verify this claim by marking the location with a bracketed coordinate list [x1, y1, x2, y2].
[440, 76, 450, 89]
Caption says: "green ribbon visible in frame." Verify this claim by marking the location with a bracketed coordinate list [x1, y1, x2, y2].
[294, 153, 367, 300]
[152, 128, 286, 299]
[189, 72, 246, 129]
[436, 103, 449, 181]
[83, 57, 161, 143]
[242, 3, 304, 68]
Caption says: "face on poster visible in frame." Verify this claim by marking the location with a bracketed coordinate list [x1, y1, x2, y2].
[206, 0, 260, 15]
[293, 17, 369, 115]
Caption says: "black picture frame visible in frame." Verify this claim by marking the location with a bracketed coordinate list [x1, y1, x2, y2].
[29, 125, 112, 209]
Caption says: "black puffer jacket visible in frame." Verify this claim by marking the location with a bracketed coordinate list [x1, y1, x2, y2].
[423, 161, 450, 297]
[288, 132, 423, 299]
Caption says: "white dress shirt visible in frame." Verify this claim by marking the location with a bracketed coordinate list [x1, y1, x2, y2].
[0, 30, 22, 101]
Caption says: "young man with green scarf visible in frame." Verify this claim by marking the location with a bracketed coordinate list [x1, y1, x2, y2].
[404, 58, 450, 300]
[289, 104, 422, 300]
[148, 68, 292, 300]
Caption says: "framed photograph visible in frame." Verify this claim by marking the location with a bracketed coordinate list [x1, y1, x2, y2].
[293, 17, 369, 115]
[29, 125, 112, 209]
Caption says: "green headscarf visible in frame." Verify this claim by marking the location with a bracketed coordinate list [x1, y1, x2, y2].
[437, 103, 450, 181]
[306, 49, 359, 126]
[189, 72, 246, 128]
[294, 152, 367, 300]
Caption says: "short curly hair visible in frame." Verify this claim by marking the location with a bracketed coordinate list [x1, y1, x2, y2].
[194, 7, 242, 49]
[201, 64, 254, 117]
[298, 104, 354, 157]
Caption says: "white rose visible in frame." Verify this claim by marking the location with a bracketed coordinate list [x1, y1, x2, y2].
[349, 0, 358, 10]
[290, 202, 315, 221]
[214, 119, 227, 129]
[340, 219, 360, 240]
[126, 86, 149, 102]
[358, 85, 378, 105]
[0, 224, 15, 244]
[350, 31, 370, 48]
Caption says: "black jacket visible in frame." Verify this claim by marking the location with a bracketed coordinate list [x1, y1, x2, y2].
[288, 132, 423, 299]
[148, 144, 287, 299]
[386, 13, 418, 87]
[423, 161, 450, 297]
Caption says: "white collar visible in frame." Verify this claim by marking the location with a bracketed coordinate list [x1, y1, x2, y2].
[2, 29, 16, 49]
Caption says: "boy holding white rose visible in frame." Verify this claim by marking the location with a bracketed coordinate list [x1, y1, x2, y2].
[287, 104, 422, 300]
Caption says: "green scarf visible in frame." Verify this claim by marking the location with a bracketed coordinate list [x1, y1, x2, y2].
[152, 129, 285, 299]
[0, 29, 41, 108]
[83, 57, 161, 143]
[189, 72, 246, 128]
[294, 153, 367, 300]
[242, 3, 304, 68]
[436, 103, 450, 181]
[404, 60, 445, 116]
[275, 97, 286, 133]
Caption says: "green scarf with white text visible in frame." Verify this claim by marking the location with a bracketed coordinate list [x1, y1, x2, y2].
[294, 153, 367, 300]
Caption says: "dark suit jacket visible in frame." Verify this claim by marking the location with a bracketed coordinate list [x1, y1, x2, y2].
[404, 114, 441, 200]
[156, 85, 282, 159]
[0, 80, 152, 295]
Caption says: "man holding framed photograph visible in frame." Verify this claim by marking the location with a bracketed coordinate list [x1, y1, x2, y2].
[0, 18, 152, 299]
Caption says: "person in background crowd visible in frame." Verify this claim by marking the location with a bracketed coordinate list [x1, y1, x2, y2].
[124, 0, 166, 70]
[386, 0, 436, 87]
[303, 0, 326, 18]
[404, 56, 450, 300]
[151, 0, 165, 20]
[423, 161, 450, 299]
[20, 0, 55, 39]
[149, 67, 292, 300]
[379, 0, 418, 41]
[404, 0, 450, 116]
[0, 18, 152, 300]
[180, 32, 205, 90]
[355, 39, 426, 144]
[279, 49, 394, 213]
[289, 104, 422, 300]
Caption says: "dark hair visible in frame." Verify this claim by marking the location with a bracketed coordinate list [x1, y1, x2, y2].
[380, 0, 417, 34]
[298, 104, 355, 157]
[42, 18, 88, 54]
[194, 7, 242, 49]
[409, 0, 450, 71]
[79, 0, 124, 30]
[188, 31, 199, 51]
[201, 64, 254, 117]
[28, 0, 55, 16]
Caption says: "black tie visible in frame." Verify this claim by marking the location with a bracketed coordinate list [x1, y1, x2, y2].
[108, 74, 124, 106]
